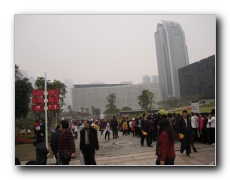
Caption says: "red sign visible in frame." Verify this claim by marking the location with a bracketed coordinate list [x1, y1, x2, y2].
[48, 97, 59, 103]
[32, 98, 44, 103]
[32, 90, 44, 96]
[32, 105, 44, 111]
[48, 89, 59, 95]
[48, 104, 60, 110]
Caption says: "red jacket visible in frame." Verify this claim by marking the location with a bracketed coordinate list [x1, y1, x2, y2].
[157, 131, 176, 162]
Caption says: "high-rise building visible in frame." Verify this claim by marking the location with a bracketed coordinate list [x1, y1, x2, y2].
[143, 75, 151, 84]
[155, 20, 189, 99]
[151, 75, 159, 83]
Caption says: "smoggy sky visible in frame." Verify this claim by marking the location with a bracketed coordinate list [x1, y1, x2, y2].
[15, 14, 216, 84]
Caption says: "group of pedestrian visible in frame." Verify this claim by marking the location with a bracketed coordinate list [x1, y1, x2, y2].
[49, 119, 99, 165]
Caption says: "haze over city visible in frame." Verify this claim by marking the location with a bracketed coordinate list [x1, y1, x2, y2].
[15, 15, 216, 84]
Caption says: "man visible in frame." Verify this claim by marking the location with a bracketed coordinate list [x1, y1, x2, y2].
[80, 120, 99, 165]
[50, 125, 60, 165]
[58, 120, 76, 165]
[110, 116, 118, 139]
[208, 109, 215, 144]
[191, 112, 199, 142]
[177, 110, 194, 157]
[140, 114, 152, 147]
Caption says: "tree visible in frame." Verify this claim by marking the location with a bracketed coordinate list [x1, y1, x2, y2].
[138, 90, 155, 113]
[15, 65, 33, 120]
[104, 93, 119, 116]
[121, 106, 132, 111]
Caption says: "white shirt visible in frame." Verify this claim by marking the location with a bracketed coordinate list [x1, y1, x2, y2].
[191, 115, 199, 128]
[208, 116, 215, 128]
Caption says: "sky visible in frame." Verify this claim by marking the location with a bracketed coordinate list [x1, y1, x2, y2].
[14, 14, 216, 85]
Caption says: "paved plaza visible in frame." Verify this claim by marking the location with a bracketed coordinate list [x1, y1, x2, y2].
[21, 130, 216, 166]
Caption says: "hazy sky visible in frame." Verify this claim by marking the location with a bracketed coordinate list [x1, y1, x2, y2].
[15, 15, 216, 84]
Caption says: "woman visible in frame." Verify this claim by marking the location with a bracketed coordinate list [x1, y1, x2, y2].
[58, 120, 76, 165]
[104, 121, 111, 141]
[156, 119, 176, 165]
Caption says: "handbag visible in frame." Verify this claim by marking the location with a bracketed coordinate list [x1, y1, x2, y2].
[80, 152, 85, 165]
[63, 149, 71, 159]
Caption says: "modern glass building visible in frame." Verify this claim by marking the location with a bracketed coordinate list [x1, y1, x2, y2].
[155, 20, 189, 99]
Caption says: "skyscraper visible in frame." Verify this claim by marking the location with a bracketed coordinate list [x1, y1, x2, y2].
[155, 20, 189, 99]
[143, 75, 151, 84]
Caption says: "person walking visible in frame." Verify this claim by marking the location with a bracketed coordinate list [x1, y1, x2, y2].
[122, 118, 128, 136]
[104, 121, 111, 141]
[80, 120, 99, 165]
[50, 125, 60, 165]
[156, 119, 176, 165]
[110, 116, 118, 139]
[58, 120, 76, 165]
[177, 110, 194, 157]
[140, 114, 152, 147]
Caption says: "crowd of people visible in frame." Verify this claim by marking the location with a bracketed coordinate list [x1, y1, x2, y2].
[15, 108, 215, 166]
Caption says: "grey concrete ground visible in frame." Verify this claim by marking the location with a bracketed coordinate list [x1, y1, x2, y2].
[21, 130, 216, 166]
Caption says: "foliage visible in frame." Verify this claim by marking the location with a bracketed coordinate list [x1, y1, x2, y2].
[91, 106, 101, 116]
[104, 94, 119, 116]
[138, 90, 155, 113]
[121, 106, 132, 111]
[15, 65, 33, 120]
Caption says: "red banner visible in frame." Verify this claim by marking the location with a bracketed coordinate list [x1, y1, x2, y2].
[48, 89, 59, 95]
[32, 98, 44, 103]
[48, 97, 59, 103]
[32, 90, 44, 96]
[32, 105, 44, 111]
[48, 104, 60, 110]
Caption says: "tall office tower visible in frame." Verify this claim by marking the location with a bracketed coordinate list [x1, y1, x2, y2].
[143, 75, 151, 84]
[155, 20, 189, 99]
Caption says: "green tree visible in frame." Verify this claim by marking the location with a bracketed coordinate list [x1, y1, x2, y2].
[138, 90, 155, 113]
[104, 93, 119, 116]
[121, 106, 132, 111]
[15, 65, 33, 120]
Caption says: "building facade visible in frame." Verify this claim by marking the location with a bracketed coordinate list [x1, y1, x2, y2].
[143, 75, 151, 84]
[155, 20, 189, 99]
[71, 83, 162, 113]
[178, 55, 215, 99]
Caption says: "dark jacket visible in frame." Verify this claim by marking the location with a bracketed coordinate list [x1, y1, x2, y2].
[58, 129, 75, 157]
[80, 127, 99, 153]
[110, 119, 118, 129]
[140, 119, 149, 132]
[36, 142, 49, 165]
[177, 117, 193, 137]
[50, 130, 60, 151]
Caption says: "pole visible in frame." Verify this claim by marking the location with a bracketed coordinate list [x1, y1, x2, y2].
[44, 72, 48, 148]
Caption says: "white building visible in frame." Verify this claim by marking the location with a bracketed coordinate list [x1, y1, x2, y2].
[151, 75, 159, 83]
[71, 83, 162, 113]
[155, 20, 189, 99]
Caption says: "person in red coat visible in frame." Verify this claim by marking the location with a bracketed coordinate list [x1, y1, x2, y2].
[57, 120, 75, 165]
[156, 118, 176, 165]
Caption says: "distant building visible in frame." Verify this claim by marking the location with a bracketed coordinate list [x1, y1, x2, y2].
[143, 75, 151, 84]
[178, 55, 215, 99]
[71, 83, 162, 113]
[151, 75, 159, 83]
[155, 20, 189, 99]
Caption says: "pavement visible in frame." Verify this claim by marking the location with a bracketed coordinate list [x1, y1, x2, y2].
[21, 131, 216, 166]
